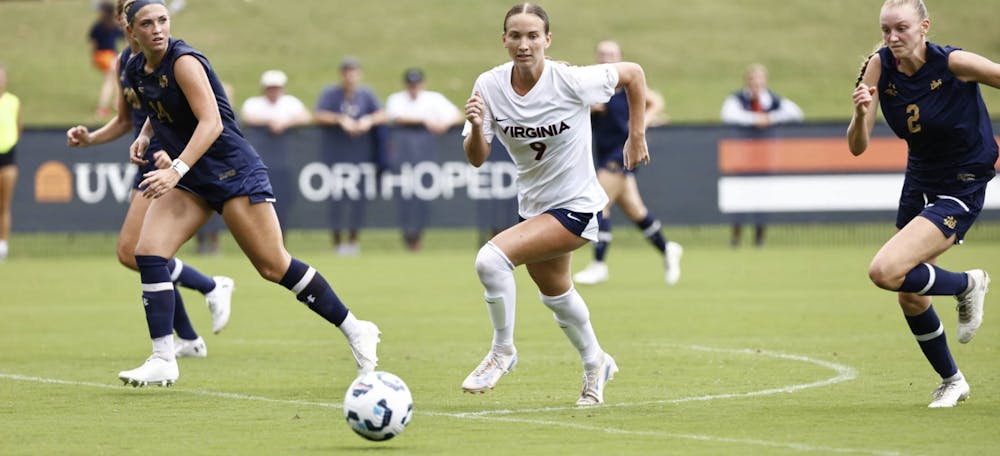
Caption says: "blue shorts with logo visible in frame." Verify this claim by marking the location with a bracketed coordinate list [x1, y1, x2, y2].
[519, 208, 600, 242]
[896, 181, 986, 244]
[177, 166, 276, 214]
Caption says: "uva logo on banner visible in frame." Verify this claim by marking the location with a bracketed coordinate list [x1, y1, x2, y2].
[74, 163, 138, 204]
[34, 161, 138, 204]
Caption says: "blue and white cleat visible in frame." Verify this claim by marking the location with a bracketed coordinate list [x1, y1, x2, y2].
[462, 346, 518, 394]
[576, 352, 618, 406]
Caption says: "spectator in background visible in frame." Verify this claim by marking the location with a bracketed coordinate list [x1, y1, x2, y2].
[720, 63, 804, 248]
[241, 70, 312, 230]
[89, 1, 123, 119]
[0, 64, 21, 262]
[573, 39, 682, 286]
[314, 56, 386, 256]
[385, 68, 461, 251]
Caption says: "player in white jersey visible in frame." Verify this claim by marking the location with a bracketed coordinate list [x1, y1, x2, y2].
[460, 3, 649, 406]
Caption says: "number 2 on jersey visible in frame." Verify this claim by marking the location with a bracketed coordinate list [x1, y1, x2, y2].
[529, 141, 547, 160]
[906, 104, 922, 134]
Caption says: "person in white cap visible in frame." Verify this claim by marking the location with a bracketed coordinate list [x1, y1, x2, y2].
[241, 70, 312, 135]
[241, 70, 312, 230]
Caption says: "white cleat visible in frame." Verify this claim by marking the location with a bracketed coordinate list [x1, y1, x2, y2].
[118, 355, 179, 388]
[205, 276, 234, 334]
[574, 261, 609, 285]
[462, 347, 517, 394]
[928, 377, 970, 408]
[576, 352, 619, 406]
[956, 269, 988, 344]
[174, 337, 207, 358]
[664, 241, 683, 286]
[348, 320, 380, 375]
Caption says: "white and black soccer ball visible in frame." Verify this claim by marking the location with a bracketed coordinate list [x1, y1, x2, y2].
[343, 371, 413, 441]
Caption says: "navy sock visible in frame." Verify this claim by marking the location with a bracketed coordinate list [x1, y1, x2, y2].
[172, 289, 199, 340]
[905, 306, 958, 379]
[167, 257, 217, 294]
[136, 255, 175, 339]
[594, 214, 611, 262]
[279, 258, 349, 326]
[636, 214, 667, 253]
[898, 263, 969, 295]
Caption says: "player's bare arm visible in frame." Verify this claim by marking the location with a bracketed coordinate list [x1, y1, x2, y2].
[614, 62, 649, 170]
[463, 91, 491, 167]
[847, 53, 882, 156]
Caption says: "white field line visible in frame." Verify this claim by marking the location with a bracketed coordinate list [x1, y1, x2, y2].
[452, 344, 858, 417]
[1, 345, 903, 456]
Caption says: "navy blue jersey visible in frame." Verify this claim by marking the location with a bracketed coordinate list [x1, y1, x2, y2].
[124, 39, 270, 207]
[877, 42, 997, 195]
[125, 39, 264, 176]
[592, 89, 630, 157]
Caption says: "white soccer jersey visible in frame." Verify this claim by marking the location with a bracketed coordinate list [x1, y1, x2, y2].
[463, 61, 619, 218]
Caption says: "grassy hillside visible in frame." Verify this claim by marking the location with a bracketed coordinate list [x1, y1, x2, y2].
[2, 0, 999, 126]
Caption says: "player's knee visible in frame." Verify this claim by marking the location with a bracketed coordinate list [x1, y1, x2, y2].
[252, 260, 286, 283]
[475, 242, 513, 283]
[116, 244, 137, 271]
[867, 259, 901, 290]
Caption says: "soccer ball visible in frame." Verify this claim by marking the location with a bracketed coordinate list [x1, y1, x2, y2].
[343, 371, 413, 441]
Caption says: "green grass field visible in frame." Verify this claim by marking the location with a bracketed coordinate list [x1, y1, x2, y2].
[2, 228, 999, 455]
[3, 0, 999, 126]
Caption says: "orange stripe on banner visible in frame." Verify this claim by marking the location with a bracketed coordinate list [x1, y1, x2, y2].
[719, 136, 1000, 174]
[718, 137, 908, 174]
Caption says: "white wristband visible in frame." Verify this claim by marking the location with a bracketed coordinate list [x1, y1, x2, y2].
[170, 159, 190, 178]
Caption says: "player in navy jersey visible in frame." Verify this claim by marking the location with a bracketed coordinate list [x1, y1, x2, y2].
[108, 0, 380, 387]
[573, 40, 683, 287]
[847, 0, 998, 408]
[67, 0, 234, 360]
[461, 4, 649, 405]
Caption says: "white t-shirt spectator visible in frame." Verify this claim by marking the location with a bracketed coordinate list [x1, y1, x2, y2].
[241, 95, 309, 125]
[385, 90, 459, 124]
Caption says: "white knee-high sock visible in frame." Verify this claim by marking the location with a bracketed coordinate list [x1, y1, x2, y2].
[541, 287, 602, 369]
[475, 242, 517, 350]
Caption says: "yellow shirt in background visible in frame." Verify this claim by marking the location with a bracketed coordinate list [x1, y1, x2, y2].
[0, 92, 21, 154]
